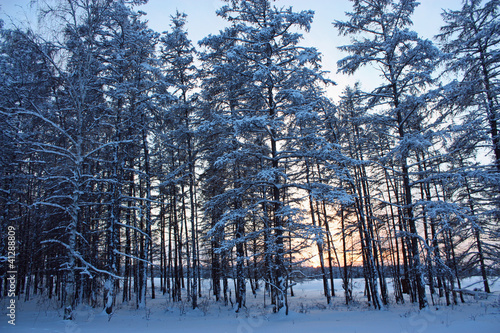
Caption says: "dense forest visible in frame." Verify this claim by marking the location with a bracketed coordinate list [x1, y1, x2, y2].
[0, 0, 499, 320]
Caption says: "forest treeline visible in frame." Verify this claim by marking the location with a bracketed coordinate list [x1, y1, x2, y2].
[0, 0, 499, 318]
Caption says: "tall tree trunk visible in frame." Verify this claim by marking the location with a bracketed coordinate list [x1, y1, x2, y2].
[305, 161, 330, 303]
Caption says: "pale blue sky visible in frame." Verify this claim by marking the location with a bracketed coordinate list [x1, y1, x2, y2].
[140, 0, 461, 99]
[1, 0, 462, 100]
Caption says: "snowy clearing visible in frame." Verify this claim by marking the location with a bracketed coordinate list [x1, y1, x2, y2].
[2, 277, 499, 333]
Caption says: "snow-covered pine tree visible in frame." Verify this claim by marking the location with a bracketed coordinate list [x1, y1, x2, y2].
[199, 0, 348, 313]
[158, 11, 200, 309]
[198, 8, 255, 310]
[98, 0, 159, 312]
[197, 12, 249, 307]
[334, 0, 444, 310]
[0, 0, 158, 318]
[438, 0, 500, 172]
[0, 25, 60, 303]
[335, 84, 388, 308]
[3, 6, 109, 319]
[437, 0, 500, 294]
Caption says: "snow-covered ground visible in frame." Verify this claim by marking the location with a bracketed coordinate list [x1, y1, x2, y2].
[2, 277, 499, 332]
